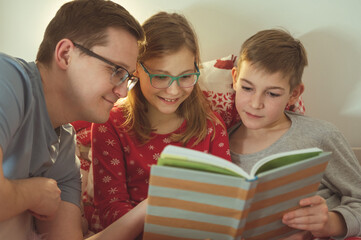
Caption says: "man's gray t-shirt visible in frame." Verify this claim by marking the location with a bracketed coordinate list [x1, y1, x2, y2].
[0, 53, 81, 237]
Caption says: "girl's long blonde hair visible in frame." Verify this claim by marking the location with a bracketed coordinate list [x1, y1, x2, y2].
[120, 12, 221, 146]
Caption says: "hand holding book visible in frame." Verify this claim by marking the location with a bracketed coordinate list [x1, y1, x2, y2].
[144, 145, 331, 240]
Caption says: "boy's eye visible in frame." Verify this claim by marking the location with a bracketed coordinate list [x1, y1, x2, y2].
[267, 91, 281, 97]
[241, 86, 253, 92]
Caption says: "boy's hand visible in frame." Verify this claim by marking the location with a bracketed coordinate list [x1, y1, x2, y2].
[282, 195, 346, 238]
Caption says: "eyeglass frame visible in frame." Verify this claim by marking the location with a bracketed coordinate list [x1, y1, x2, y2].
[139, 62, 200, 89]
[72, 41, 139, 89]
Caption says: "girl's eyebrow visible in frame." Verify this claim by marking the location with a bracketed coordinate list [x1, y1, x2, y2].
[147, 66, 194, 76]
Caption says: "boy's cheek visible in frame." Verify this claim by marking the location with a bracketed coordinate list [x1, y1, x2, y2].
[234, 93, 246, 110]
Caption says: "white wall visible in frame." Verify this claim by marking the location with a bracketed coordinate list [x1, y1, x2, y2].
[1, 0, 360, 147]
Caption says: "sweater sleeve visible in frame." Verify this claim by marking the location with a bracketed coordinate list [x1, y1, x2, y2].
[91, 116, 133, 229]
[317, 129, 361, 239]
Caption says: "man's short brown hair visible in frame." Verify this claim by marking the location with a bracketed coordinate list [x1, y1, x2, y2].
[36, 0, 144, 65]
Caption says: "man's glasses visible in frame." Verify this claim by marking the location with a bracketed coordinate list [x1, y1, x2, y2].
[72, 42, 138, 91]
[140, 62, 200, 89]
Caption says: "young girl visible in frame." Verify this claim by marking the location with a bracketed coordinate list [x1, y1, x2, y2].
[90, 12, 231, 231]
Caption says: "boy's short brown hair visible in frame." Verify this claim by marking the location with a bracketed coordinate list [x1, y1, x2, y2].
[36, 0, 144, 66]
[237, 29, 308, 90]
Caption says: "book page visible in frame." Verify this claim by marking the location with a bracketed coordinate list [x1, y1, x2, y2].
[159, 145, 252, 179]
[250, 147, 323, 178]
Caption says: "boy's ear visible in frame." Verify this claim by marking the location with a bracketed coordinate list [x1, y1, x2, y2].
[288, 83, 305, 106]
[231, 67, 238, 91]
[54, 39, 73, 70]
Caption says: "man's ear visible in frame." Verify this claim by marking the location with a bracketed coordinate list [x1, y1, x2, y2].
[288, 83, 305, 106]
[231, 66, 238, 91]
[54, 39, 74, 70]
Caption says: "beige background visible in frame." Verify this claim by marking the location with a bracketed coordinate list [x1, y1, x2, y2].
[1, 0, 360, 149]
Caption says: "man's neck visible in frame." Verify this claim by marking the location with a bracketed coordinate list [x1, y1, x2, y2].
[37, 62, 72, 128]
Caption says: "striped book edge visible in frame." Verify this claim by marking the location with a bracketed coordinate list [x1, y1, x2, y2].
[144, 152, 330, 240]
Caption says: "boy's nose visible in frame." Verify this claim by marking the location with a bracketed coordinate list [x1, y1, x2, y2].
[250, 94, 264, 109]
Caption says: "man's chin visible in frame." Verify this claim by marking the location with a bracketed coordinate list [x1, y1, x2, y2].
[89, 113, 110, 124]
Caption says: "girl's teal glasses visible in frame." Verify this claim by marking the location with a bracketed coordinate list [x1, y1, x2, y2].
[140, 62, 200, 89]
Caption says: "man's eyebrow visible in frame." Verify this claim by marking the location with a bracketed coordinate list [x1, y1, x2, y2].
[110, 60, 136, 73]
[111, 60, 129, 70]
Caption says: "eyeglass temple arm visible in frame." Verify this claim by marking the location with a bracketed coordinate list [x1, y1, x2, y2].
[72, 42, 118, 69]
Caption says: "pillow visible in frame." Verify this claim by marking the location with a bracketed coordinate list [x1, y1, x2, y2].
[199, 54, 305, 128]
[199, 55, 239, 128]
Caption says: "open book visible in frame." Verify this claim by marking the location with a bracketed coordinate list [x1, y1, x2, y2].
[144, 145, 331, 240]
[158, 145, 324, 180]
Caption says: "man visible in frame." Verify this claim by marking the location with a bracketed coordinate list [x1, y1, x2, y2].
[0, 0, 145, 239]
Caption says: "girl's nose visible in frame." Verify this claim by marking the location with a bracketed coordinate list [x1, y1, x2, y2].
[165, 79, 181, 95]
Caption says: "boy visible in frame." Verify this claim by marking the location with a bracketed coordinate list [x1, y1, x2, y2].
[229, 29, 361, 239]
[0, 0, 146, 239]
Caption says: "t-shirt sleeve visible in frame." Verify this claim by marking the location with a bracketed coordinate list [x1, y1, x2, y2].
[0, 55, 28, 151]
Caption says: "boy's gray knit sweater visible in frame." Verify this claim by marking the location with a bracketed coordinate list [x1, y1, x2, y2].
[229, 111, 361, 239]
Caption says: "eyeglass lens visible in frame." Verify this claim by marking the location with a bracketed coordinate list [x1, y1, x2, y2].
[151, 74, 198, 89]
[111, 68, 129, 85]
[111, 69, 138, 90]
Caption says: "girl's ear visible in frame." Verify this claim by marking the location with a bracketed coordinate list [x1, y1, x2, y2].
[231, 66, 238, 91]
[134, 62, 141, 77]
[288, 83, 305, 106]
[54, 39, 74, 70]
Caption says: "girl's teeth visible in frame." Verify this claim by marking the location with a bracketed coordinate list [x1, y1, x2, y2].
[164, 98, 176, 102]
